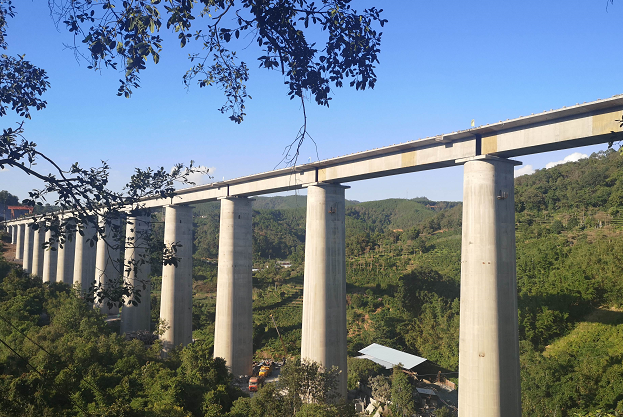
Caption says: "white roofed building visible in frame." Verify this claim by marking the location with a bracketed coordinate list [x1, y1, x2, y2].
[356, 343, 428, 370]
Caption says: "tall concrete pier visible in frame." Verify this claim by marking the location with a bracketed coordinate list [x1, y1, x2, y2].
[31, 223, 45, 277]
[56, 222, 76, 285]
[22, 224, 34, 273]
[42, 228, 58, 283]
[73, 220, 97, 296]
[15, 223, 24, 261]
[301, 183, 349, 399]
[213, 197, 254, 376]
[11, 225, 17, 244]
[159, 205, 193, 350]
[121, 215, 152, 334]
[458, 156, 521, 417]
[95, 216, 121, 315]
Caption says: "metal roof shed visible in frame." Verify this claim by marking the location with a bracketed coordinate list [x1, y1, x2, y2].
[356, 343, 427, 370]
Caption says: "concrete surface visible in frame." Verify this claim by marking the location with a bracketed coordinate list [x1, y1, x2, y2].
[31, 223, 45, 277]
[132, 95, 623, 207]
[95, 215, 121, 315]
[214, 197, 254, 376]
[458, 157, 521, 417]
[73, 220, 97, 296]
[301, 183, 349, 399]
[120, 215, 152, 334]
[159, 205, 193, 351]
[22, 223, 33, 273]
[15, 223, 23, 261]
[56, 221, 76, 285]
[42, 228, 57, 283]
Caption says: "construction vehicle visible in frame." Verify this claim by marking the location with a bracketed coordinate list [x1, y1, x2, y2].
[248, 376, 264, 392]
[259, 361, 274, 378]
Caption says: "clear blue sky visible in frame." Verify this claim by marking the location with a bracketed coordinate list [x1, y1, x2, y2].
[2, 0, 621, 203]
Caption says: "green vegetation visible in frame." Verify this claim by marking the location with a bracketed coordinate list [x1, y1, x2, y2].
[0, 261, 244, 416]
[238, 150, 623, 416]
[3, 150, 623, 415]
[0, 191, 19, 206]
[227, 359, 353, 417]
[390, 366, 416, 417]
[185, 150, 623, 416]
[521, 314, 623, 415]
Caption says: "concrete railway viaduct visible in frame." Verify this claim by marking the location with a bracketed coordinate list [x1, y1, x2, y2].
[5, 95, 623, 417]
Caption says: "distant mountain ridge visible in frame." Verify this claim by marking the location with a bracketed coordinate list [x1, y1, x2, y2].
[251, 195, 360, 210]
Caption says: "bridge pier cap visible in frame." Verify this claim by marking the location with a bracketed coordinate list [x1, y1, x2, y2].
[302, 182, 351, 189]
[457, 155, 522, 417]
[455, 154, 523, 166]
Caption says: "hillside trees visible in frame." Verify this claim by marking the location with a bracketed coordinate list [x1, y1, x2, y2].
[521, 316, 623, 416]
[390, 366, 416, 417]
[227, 359, 353, 417]
[0, 260, 243, 416]
[515, 150, 623, 214]
[0, 190, 18, 206]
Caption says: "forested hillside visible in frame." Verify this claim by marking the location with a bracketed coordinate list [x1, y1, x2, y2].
[238, 150, 623, 416]
[156, 150, 623, 415]
[2, 150, 623, 416]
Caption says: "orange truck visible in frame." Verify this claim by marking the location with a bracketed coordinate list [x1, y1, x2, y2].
[248, 376, 264, 392]
[258, 361, 274, 378]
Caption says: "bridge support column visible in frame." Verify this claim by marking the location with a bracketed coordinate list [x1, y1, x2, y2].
[22, 224, 34, 273]
[15, 223, 24, 261]
[458, 156, 521, 417]
[73, 220, 97, 296]
[301, 182, 349, 399]
[95, 215, 121, 315]
[214, 197, 253, 376]
[56, 220, 76, 285]
[42, 227, 57, 283]
[121, 215, 152, 334]
[11, 224, 17, 244]
[159, 205, 193, 350]
[32, 223, 45, 278]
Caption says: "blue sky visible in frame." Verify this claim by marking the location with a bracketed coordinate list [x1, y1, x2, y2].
[1, 0, 621, 203]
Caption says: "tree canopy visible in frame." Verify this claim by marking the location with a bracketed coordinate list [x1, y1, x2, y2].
[0, 0, 386, 307]
[0, 190, 18, 206]
[53, 0, 386, 123]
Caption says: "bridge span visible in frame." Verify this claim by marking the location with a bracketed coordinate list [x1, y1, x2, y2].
[5, 95, 623, 417]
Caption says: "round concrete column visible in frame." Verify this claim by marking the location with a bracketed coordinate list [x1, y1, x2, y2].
[213, 197, 253, 376]
[121, 215, 152, 334]
[56, 219, 76, 285]
[301, 183, 349, 399]
[42, 228, 58, 283]
[31, 223, 45, 278]
[458, 157, 521, 417]
[73, 220, 97, 296]
[159, 205, 193, 351]
[22, 223, 34, 273]
[11, 224, 17, 244]
[95, 215, 121, 315]
[15, 223, 24, 261]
